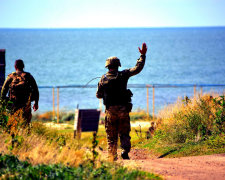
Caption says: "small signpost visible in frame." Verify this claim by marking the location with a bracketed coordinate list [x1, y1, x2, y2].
[74, 109, 101, 139]
[0, 49, 6, 91]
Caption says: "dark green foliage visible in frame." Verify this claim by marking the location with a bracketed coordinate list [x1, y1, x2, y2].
[0, 154, 161, 180]
[61, 112, 74, 121]
[206, 134, 225, 149]
[213, 96, 225, 133]
[0, 99, 12, 131]
[91, 132, 99, 167]
[55, 134, 67, 147]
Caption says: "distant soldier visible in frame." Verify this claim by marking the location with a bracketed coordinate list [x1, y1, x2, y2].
[96, 43, 147, 160]
[1, 59, 39, 126]
[146, 121, 156, 139]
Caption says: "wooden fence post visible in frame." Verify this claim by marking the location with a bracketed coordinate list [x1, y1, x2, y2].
[152, 86, 155, 121]
[52, 87, 55, 120]
[57, 87, 59, 123]
[194, 85, 196, 98]
[146, 86, 149, 118]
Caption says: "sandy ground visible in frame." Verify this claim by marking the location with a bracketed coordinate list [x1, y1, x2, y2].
[117, 149, 225, 180]
[44, 121, 151, 129]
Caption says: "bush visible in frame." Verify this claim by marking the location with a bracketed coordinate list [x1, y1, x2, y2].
[156, 94, 225, 144]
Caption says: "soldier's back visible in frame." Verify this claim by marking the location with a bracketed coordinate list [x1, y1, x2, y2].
[9, 71, 32, 106]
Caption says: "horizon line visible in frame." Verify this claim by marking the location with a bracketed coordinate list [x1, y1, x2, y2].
[0, 25, 225, 29]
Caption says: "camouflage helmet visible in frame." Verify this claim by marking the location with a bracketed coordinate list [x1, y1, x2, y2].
[105, 56, 121, 68]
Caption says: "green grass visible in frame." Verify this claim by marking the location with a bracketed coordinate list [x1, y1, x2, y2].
[0, 154, 162, 180]
[138, 133, 225, 158]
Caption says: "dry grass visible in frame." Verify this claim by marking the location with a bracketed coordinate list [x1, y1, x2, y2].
[0, 121, 96, 167]
[157, 94, 217, 125]
[155, 92, 225, 143]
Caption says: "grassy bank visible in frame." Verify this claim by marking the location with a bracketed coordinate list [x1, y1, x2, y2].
[135, 93, 225, 157]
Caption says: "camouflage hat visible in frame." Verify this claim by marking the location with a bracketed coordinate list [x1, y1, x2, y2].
[105, 56, 121, 68]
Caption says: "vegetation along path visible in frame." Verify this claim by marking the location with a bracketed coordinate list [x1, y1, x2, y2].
[118, 149, 225, 180]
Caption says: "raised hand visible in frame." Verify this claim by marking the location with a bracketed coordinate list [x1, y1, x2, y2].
[138, 43, 147, 55]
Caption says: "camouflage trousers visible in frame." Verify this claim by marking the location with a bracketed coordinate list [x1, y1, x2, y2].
[105, 105, 131, 159]
[12, 102, 32, 127]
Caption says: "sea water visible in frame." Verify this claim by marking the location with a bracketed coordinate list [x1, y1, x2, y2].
[0, 27, 225, 113]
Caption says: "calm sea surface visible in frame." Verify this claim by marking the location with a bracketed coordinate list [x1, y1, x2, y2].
[0, 27, 225, 113]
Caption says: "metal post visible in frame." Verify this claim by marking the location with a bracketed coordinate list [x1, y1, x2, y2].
[146, 86, 149, 118]
[152, 86, 155, 121]
[57, 87, 59, 123]
[52, 87, 55, 120]
[200, 87, 203, 96]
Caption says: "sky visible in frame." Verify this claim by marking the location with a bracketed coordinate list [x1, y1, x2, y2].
[1, 0, 225, 28]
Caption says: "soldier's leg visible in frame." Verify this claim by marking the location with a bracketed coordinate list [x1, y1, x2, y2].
[23, 103, 32, 127]
[118, 110, 131, 155]
[105, 110, 119, 160]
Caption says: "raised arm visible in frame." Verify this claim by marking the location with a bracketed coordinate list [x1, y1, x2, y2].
[128, 43, 147, 77]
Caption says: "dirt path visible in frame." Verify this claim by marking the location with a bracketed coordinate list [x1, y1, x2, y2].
[116, 149, 225, 180]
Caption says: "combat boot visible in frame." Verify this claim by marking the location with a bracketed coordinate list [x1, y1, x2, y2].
[121, 151, 130, 160]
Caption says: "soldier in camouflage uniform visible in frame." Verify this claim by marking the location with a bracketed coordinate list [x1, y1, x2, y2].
[96, 43, 147, 160]
[1, 59, 39, 126]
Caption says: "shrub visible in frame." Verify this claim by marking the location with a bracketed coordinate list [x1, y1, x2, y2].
[156, 94, 225, 143]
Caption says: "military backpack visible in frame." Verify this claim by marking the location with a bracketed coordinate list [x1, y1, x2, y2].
[9, 72, 33, 102]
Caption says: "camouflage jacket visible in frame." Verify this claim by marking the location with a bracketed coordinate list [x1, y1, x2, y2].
[1, 71, 39, 105]
[96, 54, 146, 106]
